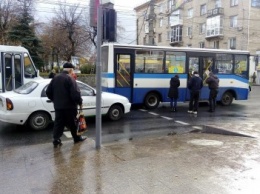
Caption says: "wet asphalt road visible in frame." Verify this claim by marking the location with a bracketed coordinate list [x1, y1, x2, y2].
[0, 86, 260, 148]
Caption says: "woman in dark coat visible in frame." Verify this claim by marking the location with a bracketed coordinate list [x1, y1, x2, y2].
[168, 75, 180, 112]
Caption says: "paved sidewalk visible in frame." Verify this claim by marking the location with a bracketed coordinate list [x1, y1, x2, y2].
[1, 132, 260, 194]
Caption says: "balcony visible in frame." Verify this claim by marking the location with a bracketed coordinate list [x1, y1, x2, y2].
[207, 7, 224, 18]
[169, 36, 183, 46]
[205, 27, 224, 39]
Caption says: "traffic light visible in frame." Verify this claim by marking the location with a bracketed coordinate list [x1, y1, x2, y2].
[103, 8, 117, 42]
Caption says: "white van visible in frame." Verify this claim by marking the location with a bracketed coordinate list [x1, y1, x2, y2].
[0, 45, 43, 92]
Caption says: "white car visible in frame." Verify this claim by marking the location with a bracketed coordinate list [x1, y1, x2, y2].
[0, 79, 131, 130]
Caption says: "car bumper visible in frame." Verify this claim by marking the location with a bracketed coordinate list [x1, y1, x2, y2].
[0, 111, 28, 125]
[124, 102, 131, 113]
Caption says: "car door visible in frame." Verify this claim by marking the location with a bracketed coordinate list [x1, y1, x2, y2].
[77, 82, 102, 116]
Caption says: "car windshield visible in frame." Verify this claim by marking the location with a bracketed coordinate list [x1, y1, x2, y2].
[14, 81, 39, 94]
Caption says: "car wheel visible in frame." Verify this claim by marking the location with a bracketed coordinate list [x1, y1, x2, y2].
[221, 91, 233, 106]
[28, 111, 50, 130]
[107, 105, 123, 121]
[144, 92, 160, 109]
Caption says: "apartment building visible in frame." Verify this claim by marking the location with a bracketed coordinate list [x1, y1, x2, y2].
[134, 0, 260, 56]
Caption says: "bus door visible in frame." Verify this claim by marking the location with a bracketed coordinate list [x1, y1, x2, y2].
[114, 49, 134, 102]
[186, 55, 214, 100]
[1, 52, 23, 92]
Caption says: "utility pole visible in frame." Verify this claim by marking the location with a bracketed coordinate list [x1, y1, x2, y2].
[148, 0, 156, 45]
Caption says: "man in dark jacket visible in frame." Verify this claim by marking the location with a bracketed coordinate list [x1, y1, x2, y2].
[188, 71, 203, 114]
[206, 72, 219, 112]
[46, 62, 86, 147]
[168, 74, 180, 112]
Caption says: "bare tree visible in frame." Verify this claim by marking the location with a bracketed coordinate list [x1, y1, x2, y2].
[0, 0, 17, 44]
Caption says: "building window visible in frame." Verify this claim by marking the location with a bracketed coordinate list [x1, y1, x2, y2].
[158, 33, 162, 42]
[200, 23, 206, 34]
[231, 0, 238, 6]
[187, 26, 192, 37]
[230, 15, 237, 28]
[215, 0, 222, 8]
[144, 22, 149, 33]
[188, 8, 193, 18]
[229, 37, 236, 49]
[206, 16, 224, 37]
[214, 41, 219, 49]
[200, 4, 207, 15]
[252, 0, 260, 7]
[159, 18, 163, 27]
[171, 26, 183, 42]
[199, 42, 205, 48]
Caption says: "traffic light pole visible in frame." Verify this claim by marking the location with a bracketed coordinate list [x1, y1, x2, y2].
[95, 3, 102, 149]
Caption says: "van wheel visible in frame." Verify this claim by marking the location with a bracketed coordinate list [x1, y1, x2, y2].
[221, 92, 233, 106]
[28, 112, 50, 130]
[144, 93, 160, 109]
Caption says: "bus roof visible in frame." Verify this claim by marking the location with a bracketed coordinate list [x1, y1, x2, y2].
[0, 45, 29, 53]
[102, 43, 250, 55]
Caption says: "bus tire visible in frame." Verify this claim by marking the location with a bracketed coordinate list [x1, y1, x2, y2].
[144, 92, 160, 109]
[107, 104, 123, 121]
[221, 91, 233, 106]
[28, 111, 50, 130]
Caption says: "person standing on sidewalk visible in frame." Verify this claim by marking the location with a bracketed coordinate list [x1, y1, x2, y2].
[187, 71, 203, 114]
[206, 72, 219, 112]
[168, 74, 180, 112]
[46, 62, 86, 147]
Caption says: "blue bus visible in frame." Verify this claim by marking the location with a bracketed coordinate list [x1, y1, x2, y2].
[101, 43, 250, 109]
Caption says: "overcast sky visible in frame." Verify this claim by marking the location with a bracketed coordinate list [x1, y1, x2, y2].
[35, 0, 149, 44]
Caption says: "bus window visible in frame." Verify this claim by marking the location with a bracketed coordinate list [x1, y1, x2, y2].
[234, 55, 248, 78]
[116, 54, 131, 87]
[202, 57, 213, 85]
[14, 55, 22, 88]
[188, 57, 199, 79]
[24, 53, 36, 78]
[4, 54, 12, 91]
[135, 50, 163, 73]
[166, 52, 186, 74]
[216, 54, 233, 74]
[101, 46, 108, 72]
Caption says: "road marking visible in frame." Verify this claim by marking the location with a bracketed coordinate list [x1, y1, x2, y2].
[192, 126, 203, 130]
[139, 109, 147, 112]
[148, 112, 159, 116]
[64, 132, 72, 138]
[175, 120, 189, 125]
[160, 116, 173, 120]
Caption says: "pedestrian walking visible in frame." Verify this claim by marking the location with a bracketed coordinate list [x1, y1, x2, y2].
[206, 72, 219, 112]
[46, 62, 86, 147]
[187, 71, 203, 114]
[168, 74, 180, 112]
[252, 72, 256, 84]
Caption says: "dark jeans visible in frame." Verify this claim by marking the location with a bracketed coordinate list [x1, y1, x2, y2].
[170, 98, 177, 109]
[209, 89, 218, 111]
[53, 109, 80, 141]
[189, 91, 200, 112]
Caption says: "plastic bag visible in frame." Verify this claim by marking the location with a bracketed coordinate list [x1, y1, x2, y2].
[77, 112, 87, 135]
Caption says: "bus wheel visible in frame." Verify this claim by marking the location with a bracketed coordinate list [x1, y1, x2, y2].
[144, 93, 160, 109]
[107, 104, 123, 121]
[221, 92, 233, 106]
[28, 111, 50, 130]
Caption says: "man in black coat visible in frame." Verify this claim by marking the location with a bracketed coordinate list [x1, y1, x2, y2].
[46, 62, 86, 147]
[168, 75, 180, 112]
[188, 71, 203, 114]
